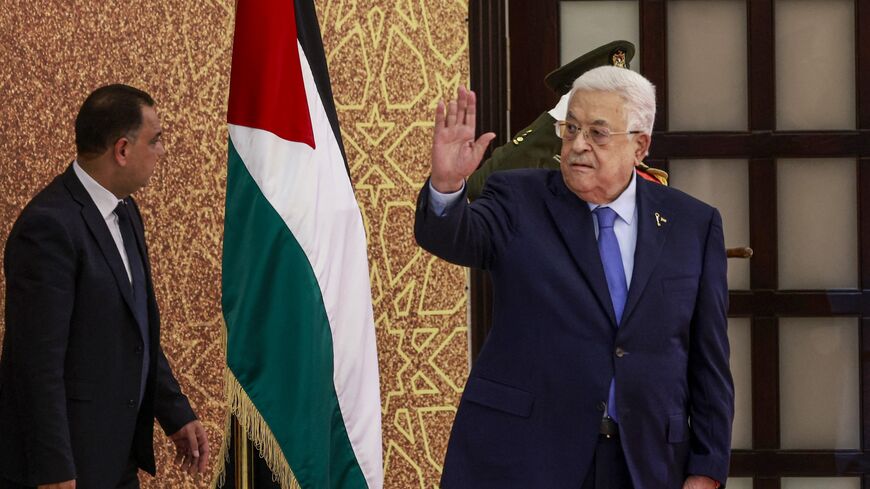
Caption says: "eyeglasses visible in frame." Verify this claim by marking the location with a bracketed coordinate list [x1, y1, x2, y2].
[554, 121, 642, 146]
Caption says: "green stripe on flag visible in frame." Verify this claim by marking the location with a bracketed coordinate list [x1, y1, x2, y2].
[222, 138, 367, 488]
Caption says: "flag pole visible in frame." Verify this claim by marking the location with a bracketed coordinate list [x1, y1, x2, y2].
[232, 416, 253, 489]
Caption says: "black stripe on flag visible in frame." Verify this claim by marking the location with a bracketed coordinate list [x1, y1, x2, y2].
[295, 0, 350, 175]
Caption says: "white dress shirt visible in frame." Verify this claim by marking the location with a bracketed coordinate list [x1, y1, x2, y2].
[73, 161, 132, 284]
[429, 180, 465, 216]
[428, 171, 638, 285]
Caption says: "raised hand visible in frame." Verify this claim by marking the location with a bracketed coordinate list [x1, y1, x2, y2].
[430, 86, 496, 193]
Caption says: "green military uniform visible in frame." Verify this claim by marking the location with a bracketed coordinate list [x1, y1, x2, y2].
[467, 40, 668, 201]
[466, 112, 561, 200]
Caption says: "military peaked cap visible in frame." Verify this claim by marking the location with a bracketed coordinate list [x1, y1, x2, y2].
[544, 40, 636, 95]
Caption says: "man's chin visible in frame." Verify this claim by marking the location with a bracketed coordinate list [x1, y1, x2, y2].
[563, 177, 597, 199]
[561, 165, 598, 191]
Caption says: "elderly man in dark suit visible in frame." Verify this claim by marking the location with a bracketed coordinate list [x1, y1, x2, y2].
[415, 67, 733, 489]
[0, 84, 208, 489]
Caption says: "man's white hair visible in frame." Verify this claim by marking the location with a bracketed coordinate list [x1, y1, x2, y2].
[570, 66, 656, 135]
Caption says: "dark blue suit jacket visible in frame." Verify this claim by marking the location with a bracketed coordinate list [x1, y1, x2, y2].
[0, 165, 196, 487]
[415, 169, 733, 489]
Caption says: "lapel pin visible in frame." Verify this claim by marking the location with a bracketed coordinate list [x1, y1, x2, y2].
[655, 212, 667, 227]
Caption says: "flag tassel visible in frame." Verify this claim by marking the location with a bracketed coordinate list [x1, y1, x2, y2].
[212, 320, 233, 489]
[212, 321, 301, 489]
[213, 368, 302, 489]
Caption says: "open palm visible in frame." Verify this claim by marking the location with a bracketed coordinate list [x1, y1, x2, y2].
[430, 86, 496, 193]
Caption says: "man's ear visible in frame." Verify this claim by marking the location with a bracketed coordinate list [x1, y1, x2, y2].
[634, 133, 651, 160]
[113, 137, 129, 166]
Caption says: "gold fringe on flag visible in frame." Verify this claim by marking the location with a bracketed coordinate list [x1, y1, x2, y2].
[212, 390, 232, 488]
[212, 323, 302, 489]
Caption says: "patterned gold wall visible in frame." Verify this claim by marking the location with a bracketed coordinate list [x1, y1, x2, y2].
[316, 1, 470, 487]
[0, 1, 469, 488]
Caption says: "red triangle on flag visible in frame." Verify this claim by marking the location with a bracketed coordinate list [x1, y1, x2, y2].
[228, 0, 315, 148]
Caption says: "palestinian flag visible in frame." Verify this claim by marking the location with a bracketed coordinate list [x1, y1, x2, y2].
[217, 0, 383, 487]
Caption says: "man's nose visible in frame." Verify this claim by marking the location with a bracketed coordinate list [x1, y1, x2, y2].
[571, 131, 592, 152]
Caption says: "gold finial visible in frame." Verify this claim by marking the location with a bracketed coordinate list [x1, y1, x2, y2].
[611, 49, 627, 68]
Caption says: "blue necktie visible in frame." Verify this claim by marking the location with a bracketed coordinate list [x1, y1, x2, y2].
[594, 207, 627, 422]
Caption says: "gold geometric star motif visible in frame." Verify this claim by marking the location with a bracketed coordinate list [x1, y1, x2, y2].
[355, 105, 395, 146]
[430, 71, 463, 109]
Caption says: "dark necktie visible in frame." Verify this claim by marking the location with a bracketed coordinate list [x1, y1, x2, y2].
[115, 200, 150, 405]
[593, 207, 627, 422]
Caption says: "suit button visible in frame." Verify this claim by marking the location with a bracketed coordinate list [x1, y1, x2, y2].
[135, 345, 144, 353]
[596, 401, 606, 412]
[127, 399, 135, 408]
[615, 347, 625, 358]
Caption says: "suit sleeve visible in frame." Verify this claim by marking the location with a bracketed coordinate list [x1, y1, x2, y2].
[4, 211, 77, 484]
[415, 172, 516, 270]
[153, 345, 196, 435]
[686, 208, 734, 484]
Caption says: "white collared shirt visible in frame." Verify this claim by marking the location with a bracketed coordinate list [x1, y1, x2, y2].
[72, 161, 132, 284]
[429, 180, 466, 215]
[428, 171, 638, 285]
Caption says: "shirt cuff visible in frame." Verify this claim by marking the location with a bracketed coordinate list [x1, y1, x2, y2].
[429, 180, 465, 217]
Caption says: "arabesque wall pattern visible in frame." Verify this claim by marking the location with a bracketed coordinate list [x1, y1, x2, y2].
[0, 0, 469, 487]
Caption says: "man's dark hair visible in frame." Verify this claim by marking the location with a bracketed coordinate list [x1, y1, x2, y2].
[75, 84, 155, 156]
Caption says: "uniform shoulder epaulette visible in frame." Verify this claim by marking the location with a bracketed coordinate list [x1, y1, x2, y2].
[512, 128, 534, 146]
[636, 162, 669, 186]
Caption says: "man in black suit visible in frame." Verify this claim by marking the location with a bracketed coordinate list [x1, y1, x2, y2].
[0, 84, 209, 489]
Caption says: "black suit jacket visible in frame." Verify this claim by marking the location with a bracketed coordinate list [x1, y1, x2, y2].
[0, 165, 196, 487]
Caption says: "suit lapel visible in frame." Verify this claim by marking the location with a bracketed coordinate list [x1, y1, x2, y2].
[126, 199, 159, 335]
[126, 198, 152, 280]
[124, 198, 155, 339]
[62, 166, 138, 317]
[622, 177, 670, 325]
[544, 176, 618, 326]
